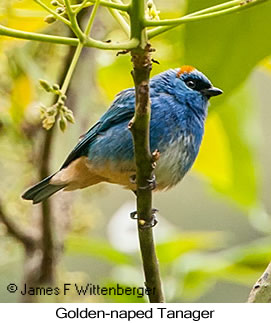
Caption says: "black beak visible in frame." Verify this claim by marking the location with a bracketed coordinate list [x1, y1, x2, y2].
[201, 87, 223, 98]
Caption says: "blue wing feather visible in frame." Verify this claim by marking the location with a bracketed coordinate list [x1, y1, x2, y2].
[60, 88, 135, 169]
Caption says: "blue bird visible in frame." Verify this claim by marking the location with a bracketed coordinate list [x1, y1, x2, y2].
[22, 66, 222, 205]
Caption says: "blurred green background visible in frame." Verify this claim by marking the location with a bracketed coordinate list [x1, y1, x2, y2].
[0, 0, 271, 302]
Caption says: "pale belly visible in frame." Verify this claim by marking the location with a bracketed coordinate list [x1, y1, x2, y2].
[91, 136, 195, 191]
[51, 137, 196, 192]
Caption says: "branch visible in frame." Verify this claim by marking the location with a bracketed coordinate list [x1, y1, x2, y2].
[72, 0, 129, 11]
[129, 0, 164, 303]
[0, 24, 78, 45]
[0, 24, 138, 49]
[39, 127, 56, 283]
[147, 0, 269, 39]
[248, 262, 271, 302]
[0, 200, 36, 248]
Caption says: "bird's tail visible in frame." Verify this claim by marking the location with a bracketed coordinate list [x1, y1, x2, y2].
[22, 174, 66, 204]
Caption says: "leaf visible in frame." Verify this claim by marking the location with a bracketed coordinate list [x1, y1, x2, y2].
[226, 238, 271, 269]
[181, 0, 271, 207]
[175, 252, 230, 300]
[184, 0, 271, 99]
[193, 111, 233, 190]
[175, 237, 271, 298]
[214, 84, 259, 206]
[156, 231, 226, 263]
[66, 235, 133, 265]
[194, 83, 259, 207]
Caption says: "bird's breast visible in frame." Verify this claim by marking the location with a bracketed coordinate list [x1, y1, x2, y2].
[154, 133, 199, 190]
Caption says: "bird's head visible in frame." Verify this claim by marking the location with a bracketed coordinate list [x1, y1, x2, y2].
[150, 66, 223, 119]
[175, 65, 223, 100]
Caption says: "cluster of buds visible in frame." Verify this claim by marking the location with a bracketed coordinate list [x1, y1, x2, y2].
[44, 0, 66, 24]
[146, 0, 160, 20]
[39, 79, 75, 132]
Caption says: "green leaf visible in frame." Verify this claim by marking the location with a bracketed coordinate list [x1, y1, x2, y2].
[181, 0, 271, 207]
[156, 231, 226, 263]
[195, 83, 259, 207]
[215, 84, 259, 206]
[66, 235, 133, 265]
[184, 0, 271, 98]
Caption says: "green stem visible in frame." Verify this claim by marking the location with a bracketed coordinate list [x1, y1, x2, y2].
[185, 0, 242, 17]
[0, 24, 138, 49]
[34, 0, 71, 26]
[129, 0, 146, 47]
[71, 0, 129, 11]
[61, 0, 101, 95]
[85, 0, 101, 36]
[64, 0, 85, 40]
[74, 0, 89, 14]
[147, 0, 269, 38]
[0, 24, 78, 45]
[146, 5, 241, 26]
[63, 0, 74, 17]
[61, 43, 83, 94]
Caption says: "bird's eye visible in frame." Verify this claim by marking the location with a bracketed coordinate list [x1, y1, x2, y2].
[185, 80, 196, 89]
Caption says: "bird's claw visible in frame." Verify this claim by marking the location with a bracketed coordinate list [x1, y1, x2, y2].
[129, 174, 157, 191]
[139, 174, 156, 190]
[130, 208, 159, 229]
[139, 174, 157, 190]
[129, 174, 137, 184]
[130, 210, 138, 220]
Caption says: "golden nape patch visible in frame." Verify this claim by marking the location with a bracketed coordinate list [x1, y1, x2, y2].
[177, 65, 195, 77]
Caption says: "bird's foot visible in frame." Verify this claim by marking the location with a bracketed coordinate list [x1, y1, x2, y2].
[130, 208, 159, 229]
[129, 174, 157, 191]
[140, 174, 157, 190]
[129, 174, 136, 184]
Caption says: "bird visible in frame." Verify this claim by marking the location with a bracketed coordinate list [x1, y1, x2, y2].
[22, 66, 222, 206]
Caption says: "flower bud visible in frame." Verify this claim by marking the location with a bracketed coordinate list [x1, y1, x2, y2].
[47, 106, 57, 116]
[52, 84, 60, 91]
[56, 7, 64, 14]
[65, 112, 75, 124]
[60, 94, 67, 101]
[44, 15, 57, 24]
[51, 0, 59, 6]
[58, 114, 67, 132]
[39, 79, 52, 92]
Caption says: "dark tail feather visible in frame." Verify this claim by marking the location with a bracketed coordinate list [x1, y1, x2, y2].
[22, 174, 66, 204]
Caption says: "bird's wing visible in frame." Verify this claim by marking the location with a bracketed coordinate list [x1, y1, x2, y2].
[60, 88, 135, 169]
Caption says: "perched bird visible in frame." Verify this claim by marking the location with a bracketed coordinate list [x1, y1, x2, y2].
[22, 66, 222, 205]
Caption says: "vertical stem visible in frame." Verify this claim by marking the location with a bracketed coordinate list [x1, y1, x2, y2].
[129, 0, 165, 303]
[61, 0, 101, 95]
[39, 128, 56, 283]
